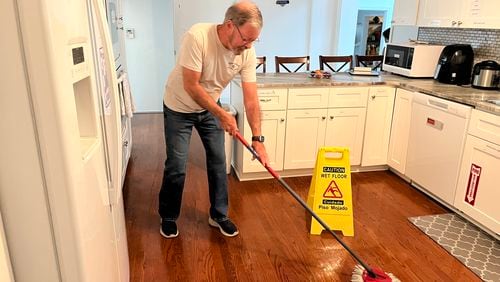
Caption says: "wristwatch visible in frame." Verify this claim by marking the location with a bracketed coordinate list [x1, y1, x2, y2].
[251, 135, 265, 142]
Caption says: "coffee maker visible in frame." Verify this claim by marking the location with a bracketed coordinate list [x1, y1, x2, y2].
[434, 44, 474, 85]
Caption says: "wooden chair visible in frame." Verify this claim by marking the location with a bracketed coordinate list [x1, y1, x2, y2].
[256, 56, 266, 73]
[355, 55, 384, 70]
[275, 56, 310, 73]
[319, 55, 352, 72]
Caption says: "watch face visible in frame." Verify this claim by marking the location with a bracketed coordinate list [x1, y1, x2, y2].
[252, 136, 265, 142]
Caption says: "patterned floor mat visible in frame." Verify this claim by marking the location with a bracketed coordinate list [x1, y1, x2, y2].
[408, 213, 499, 282]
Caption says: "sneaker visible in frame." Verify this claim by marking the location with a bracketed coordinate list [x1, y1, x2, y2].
[208, 217, 239, 237]
[160, 219, 179, 238]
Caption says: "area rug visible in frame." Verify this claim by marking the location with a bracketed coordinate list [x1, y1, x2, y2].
[408, 213, 499, 282]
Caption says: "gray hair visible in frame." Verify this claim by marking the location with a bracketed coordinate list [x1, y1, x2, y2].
[224, 1, 263, 29]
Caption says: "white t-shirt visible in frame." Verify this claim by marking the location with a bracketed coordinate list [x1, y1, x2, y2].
[164, 23, 257, 113]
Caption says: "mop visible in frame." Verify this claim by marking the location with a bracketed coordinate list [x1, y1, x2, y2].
[234, 132, 400, 282]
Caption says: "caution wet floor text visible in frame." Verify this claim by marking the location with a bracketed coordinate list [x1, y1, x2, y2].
[307, 147, 354, 236]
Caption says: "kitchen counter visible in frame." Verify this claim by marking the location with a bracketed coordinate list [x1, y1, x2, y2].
[236, 72, 500, 115]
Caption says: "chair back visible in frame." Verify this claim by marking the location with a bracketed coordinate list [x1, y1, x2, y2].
[319, 55, 352, 72]
[256, 56, 266, 73]
[355, 55, 384, 70]
[275, 56, 310, 73]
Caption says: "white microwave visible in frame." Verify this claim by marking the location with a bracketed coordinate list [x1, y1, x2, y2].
[383, 42, 445, 78]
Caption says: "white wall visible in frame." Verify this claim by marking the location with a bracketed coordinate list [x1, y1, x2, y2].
[123, 0, 394, 112]
[338, 0, 394, 57]
[123, 0, 175, 112]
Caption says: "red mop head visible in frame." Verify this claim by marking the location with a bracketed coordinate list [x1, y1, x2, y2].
[351, 264, 400, 282]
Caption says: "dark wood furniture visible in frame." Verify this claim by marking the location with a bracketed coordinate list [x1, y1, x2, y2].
[355, 55, 384, 70]
[319, 55, 353, 72]
[275, 56, 310, 73]
[256, 56, 266, 73]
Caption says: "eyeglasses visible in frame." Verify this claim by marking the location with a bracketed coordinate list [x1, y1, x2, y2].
[232, 20, 259, 44]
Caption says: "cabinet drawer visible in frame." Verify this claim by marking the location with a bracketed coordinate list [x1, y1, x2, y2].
[288, 87, 329, 109]
[329, 87, 369, 108]
[468, 109, 500, 145]
[257, 88, 288, 110]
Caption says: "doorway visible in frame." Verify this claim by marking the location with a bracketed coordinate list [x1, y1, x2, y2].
[354, 10, 387, 57]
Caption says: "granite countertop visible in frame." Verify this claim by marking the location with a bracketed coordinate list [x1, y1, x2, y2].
[238, 72, 500, 115]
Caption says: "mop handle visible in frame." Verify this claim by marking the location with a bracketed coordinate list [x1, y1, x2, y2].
[234, 131, 376, 278]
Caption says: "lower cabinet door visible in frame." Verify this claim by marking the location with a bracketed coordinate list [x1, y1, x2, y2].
[387, 88, 413, 174]
[324, 107, 366, 166]
[284, 109, 327, 169]
[362, 87, 395, 166]
[242, 110, 286, 173]
[454, 134, 500, 235]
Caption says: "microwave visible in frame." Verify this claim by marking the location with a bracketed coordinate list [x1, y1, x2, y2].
[383, 43, 445, 77]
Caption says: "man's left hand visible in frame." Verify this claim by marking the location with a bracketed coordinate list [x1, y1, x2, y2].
[251, 141, 269, 167]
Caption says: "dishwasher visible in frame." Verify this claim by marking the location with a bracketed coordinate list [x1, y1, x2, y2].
[406, 92, 472, 206]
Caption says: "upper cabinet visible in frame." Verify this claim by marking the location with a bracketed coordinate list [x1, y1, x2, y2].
[461, 0, 500, 29]
[417, 0, 461, 27]
[417, 0, 500, 29]
[392, 0, 419, 25]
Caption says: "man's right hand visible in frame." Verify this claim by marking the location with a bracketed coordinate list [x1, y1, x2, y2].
[219, 111, 238, 136]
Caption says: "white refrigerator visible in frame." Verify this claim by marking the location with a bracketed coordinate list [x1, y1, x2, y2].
[1, 0, 129, 281]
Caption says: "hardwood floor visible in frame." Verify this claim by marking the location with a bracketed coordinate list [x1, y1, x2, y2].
[123, 113, 480, 282]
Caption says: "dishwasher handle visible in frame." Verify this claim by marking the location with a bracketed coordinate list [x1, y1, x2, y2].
[413, 92, 472, 118]
[428, 99, 449, 110]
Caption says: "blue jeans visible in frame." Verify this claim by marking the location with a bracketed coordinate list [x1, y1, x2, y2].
[159, 105, 229, 221]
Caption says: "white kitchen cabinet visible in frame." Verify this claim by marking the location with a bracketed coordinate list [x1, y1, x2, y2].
[287, 87, 329, 110]
[121, 116, 132, 185]
[417, 0, 461, 27]
[242, 110, 286, 173]
[284, 109, 327, 169]
[387, 88, 413, 174]
[324, 108, 366, 166]
[231, 83, 288, 177]
[362, 87, 396, 166]
[417, 0, 500, 29]
[392, 0, 419, 25]
[284, 87, 369, 169]
[454, 110, 499, 235]
[461, 0, 500, 29]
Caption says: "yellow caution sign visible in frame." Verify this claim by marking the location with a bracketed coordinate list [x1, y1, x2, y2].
[307, 147, 354, 236]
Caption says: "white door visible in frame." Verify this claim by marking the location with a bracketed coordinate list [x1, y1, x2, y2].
[454, 135, 500, 234]
[362, 87, 395, 166]
[242, 110, 286, 173]
[387, 88, 413, 174]
[324, 108, 366, 166]
[284, 109, 328, 169]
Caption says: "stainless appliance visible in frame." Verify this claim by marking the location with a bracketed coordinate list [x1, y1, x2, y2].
[434, 44, 474, 85]
[471, 60, 500, 89]
[383, 42, 445, 77]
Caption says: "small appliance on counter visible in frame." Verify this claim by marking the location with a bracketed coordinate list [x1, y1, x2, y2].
[471, 60, 500, 89]
[434, 44, 474, 85]
[382, 42, 445, 77]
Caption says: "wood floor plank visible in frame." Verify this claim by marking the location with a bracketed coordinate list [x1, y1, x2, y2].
[123, 113, 480, 282]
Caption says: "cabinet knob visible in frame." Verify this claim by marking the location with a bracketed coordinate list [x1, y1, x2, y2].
[322, 116, 326, 120]
[452, 21, 457, 26]
[457, 21, 463, 25]
[280, 118, 285, 122]
[329, 116, 334, 120]
[371, 95, 376, 100]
